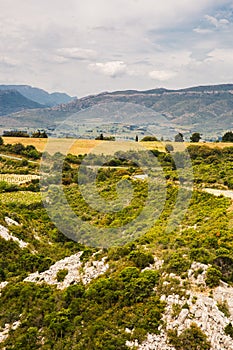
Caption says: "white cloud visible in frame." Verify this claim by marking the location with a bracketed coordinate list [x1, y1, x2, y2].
[0, 0, 232, 95]
[193, 27, 213, 34]
[204, 14, 230, 27]
[149, 70, 177, 81]
[89, 61, 127, 77]
[56, 47, 97, 60]
[206, 48, 233, 63]
[0, 55, 19, 67]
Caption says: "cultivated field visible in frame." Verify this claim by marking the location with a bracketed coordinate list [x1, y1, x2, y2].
[3, 137, 233, 156]
[0, 174, 40, 184]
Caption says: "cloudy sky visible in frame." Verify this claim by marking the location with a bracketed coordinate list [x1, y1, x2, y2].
[0, 0, 233, 97]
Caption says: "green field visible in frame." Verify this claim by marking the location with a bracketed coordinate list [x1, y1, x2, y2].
[0, 191, 41, 205]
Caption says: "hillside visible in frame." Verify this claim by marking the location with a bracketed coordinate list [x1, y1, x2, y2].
[0, 141, 233, 348]
[2, 84, 233, 138]
[0, 90, 44, 116]
[0, 85, 74, 107]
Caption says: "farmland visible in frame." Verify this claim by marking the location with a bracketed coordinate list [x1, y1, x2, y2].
[0, 174, 39, 184]
[3, 136, 233, 156]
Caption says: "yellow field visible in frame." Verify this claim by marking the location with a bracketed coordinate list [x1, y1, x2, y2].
[2, 137, 233, 156]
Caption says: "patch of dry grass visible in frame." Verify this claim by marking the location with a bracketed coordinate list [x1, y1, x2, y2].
[3, 137, 233, 156]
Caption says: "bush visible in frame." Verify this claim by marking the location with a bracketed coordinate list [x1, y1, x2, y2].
[56, 269, 68, 282]
[166, 253, 191, 275]
[222, 131, 233, 142]
[128, 250, 154, 269]
[217, 300, 230, 318]
[140, 136, 158, 142]
[225, 323, 233, 338]
[205, 267, 222, 288]
[168, 323, 211, 349]
[165, 144, 174, 153]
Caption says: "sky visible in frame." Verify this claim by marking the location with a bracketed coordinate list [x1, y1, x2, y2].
[0, 0, 233, 97]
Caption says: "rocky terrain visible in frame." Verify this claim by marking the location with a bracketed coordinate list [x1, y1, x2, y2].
[127, 262, 233, 350]
[0, 216, 233, 349]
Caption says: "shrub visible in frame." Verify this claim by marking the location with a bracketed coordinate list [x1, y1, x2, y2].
[140, 136, 158, 142]
[166, 253, 191, 275]
[225, 323, 233, 338]
[128, 250, 154, 269]
[168, 323, 211, 349]
[56, 269, 68, 282]
[205, 267, 222, 288]
[217, 300, 230, 318]
[165, 144, 174, 153]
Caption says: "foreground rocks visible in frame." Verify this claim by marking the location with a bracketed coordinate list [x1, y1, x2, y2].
[24, 252, 109, 289]
[0, 320, 21, 344]
[0, 224, 27, 249]
[128, 261, 233, 350]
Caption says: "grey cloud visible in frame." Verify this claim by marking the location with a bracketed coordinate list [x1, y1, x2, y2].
[0, 0, 233, 96]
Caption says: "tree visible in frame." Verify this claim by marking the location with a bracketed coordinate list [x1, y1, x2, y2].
[205, 267, 222, 288]
[165, 144, 174, 153]
[174, 133, 184, 142]
[222, 131, 233, 142]
[190, 132, 201, 143]
[168, 323, 211, 349]
[32, 130, 48, 138]
[0, 136, 3, 146]
[135, 135, 139, 142]
[140, 136, 158, 141]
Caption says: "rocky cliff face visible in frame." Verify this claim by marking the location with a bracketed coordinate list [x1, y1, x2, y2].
[127, 261, 233, 350]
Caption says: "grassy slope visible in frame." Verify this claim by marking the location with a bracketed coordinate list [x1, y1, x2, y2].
[0, 143, 233, 348]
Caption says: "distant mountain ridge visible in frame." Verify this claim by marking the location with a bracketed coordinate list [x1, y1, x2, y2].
[0, 90, 44, 116]
[0, 85, 74, 107]
[1, 84, 233, 137]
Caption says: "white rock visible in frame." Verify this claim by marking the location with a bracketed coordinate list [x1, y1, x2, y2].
[0, 224, 28, 249]
[5, 217, 19, 226]
[0, 320, 20, 344]
[24, 252, 109, 289]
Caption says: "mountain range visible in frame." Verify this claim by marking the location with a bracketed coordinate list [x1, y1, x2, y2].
[0, 85, 74, 109]
[0, 90, 44, 116]
[0, 83, 233, 138]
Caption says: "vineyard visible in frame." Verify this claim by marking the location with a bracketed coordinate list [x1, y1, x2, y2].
[0, 174, 40, 184]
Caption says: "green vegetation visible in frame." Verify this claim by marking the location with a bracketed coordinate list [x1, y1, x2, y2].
[225, 323, 233, 339]
[222, 131, 233, 142]
[0, 142, 41, 160]
[174, 133, 184, 142]
[3, 130, 30, 137]
[95, 133, 115, 141]
[31, 130, 48, 138]
[205, 267, 222, 288]
[217, 300, 231, 318]
[56, 269, 69, 282]
[168, 323, 211, 349]
[140, 136, 158, 142]
[190, 132, 201, 143]
[0, 143, 233, 348]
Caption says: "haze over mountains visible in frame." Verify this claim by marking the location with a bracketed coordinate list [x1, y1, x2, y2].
[0, 85, 74, 108]
[0, 83, 233, 139]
